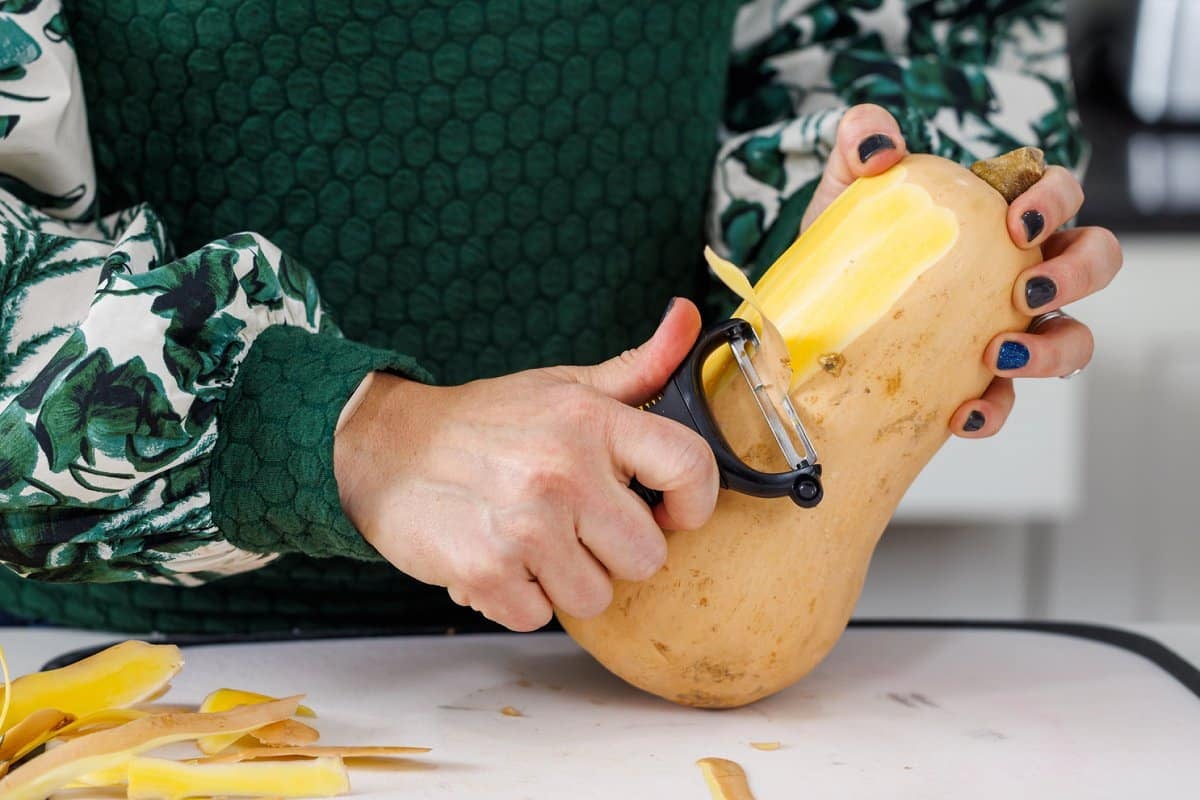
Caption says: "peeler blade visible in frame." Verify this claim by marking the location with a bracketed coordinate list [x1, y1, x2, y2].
[729, 333, 818, 470]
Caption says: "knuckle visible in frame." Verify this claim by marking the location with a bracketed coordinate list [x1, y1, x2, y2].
[527, 464, 572, 501]
[1049, 337, 1072, 375]
[510, 525, 542, 559]
[569, 578, 614, 619]
[506, 600, 554, 632]
[675, 433, 717, 484]
[518, 449, 576, 500]
[556, 382, 597, 419]
[459, 559, 507, 595]
[626, 527, 668, 580]
[841, 102, 890, 129]
[496, 512, 544, 558]
[1045, 164, 1072, 182]
[1072, 228, 1123, 298]
[616, 347, 640, 370]
[1096, 227, 1124, 271]
[1078, 325, 1097, 368]
[638, 537, 669, 580]
[1046, 164, 1074, 188]
[1057, 259, 1088, 302]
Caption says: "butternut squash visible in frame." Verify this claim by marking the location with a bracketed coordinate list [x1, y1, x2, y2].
[560, 150, 1045, 708]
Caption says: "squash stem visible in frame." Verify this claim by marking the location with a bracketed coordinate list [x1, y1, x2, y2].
[970, 147, 1047, 204]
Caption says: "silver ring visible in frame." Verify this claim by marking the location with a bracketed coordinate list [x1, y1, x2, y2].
[1027, 309, 1085, 379]
[1027, 308, 1073, 334]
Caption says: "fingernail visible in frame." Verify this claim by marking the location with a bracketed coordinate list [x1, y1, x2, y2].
[1022, 209, 1045, 242]
[963, 410, 986, 432]
[858, 133, 896, 163]
[1024, 276, 1058, 309]
[658, 296, 677, 324]
[997, 341, 1030, 371]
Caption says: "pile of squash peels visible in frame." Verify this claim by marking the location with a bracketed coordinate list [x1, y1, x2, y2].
[0, 641, 429, 799]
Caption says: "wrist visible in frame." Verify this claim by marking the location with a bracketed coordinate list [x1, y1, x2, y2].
[334, 371, 390, 532]
[333, 371, 430, 538]
[335, 372, 376, 435]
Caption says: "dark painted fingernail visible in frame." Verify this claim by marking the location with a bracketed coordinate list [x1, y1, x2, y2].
[997, 341, 1030, 371]
[1022, 209, 1045, 242]
[658, 296, 677, 324]
[1024, 276, 1058, 309]
[963, 410, 986, 432]
[858, 133, 896, 163]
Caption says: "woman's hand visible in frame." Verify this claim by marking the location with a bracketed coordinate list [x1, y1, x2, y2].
[802, 104, 1123, 438]
[333, 300, 719, 632]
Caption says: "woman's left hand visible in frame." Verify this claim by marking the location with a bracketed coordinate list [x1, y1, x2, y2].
[802, 104, 1123, 438]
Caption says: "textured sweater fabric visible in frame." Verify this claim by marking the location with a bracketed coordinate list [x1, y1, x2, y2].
[0, 0, 1084, 633]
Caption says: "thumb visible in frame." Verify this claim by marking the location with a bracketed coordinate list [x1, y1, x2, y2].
[566, 297, 702, 405]
[802, 104, 908, 232]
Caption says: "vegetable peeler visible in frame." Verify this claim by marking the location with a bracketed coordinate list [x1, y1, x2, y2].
[630, 318, 823, 509]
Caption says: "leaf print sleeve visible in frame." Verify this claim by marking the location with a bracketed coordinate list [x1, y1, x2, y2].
[0, 0, 95, 221]
[0, 189, 431, 584]
[711, 0, 1089, 283]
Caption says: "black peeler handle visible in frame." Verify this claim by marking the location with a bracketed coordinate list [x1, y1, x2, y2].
[630, 319, 822, 509]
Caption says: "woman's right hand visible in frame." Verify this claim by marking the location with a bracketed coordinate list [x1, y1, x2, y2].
[333, 299, 720, 631]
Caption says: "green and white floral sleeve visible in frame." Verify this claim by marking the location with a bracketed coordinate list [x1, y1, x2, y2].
[0, 199, 328, 583]
[0, 0, 94, 221]
[711, 0, 1089, 278]
[1, 2, 420, 585]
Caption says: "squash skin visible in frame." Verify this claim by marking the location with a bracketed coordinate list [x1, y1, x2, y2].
[559, 154, 1042, 708]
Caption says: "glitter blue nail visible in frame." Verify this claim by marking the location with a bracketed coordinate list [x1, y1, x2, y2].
[997, 341, 1030, 371]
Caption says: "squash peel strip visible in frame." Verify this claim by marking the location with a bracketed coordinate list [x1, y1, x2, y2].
[0, 641, 182, 734]
[0, 645, 11, 735]
[125, 755, 350, 800]
[0, 709, 75, 776]
[196, 745, 432, 764]
[248, 719, 320, 747]
[703, 247, 800, 455]
[52, 707, 148, 740]
[703, 246, 793, 397]
[0, 695, 302, 800]
[203, 688, 316, 718]
[696, 757, 756, 800]
[198, 689, 317, 755]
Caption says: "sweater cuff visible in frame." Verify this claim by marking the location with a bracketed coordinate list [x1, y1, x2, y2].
[211, 325, 433, 561]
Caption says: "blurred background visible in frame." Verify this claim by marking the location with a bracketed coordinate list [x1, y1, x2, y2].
[860, 0, 1200, 624]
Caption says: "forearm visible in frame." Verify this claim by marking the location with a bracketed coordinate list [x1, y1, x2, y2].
[1, 188, 430, 581]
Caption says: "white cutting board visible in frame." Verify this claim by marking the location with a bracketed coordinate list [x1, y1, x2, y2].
[80, 628, 1199, 799]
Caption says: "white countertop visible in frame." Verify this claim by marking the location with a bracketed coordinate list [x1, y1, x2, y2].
[2, 622, 1197, 798]
[9, 622, 1197, 679]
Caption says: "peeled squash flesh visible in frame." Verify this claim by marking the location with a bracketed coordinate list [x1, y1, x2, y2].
[561, 152, 1043, 708]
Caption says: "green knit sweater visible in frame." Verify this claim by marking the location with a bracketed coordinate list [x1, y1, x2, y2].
[0, 0, 1085, 633]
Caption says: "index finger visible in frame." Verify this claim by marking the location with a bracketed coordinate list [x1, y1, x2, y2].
[607, 405, 720, 531]
[1007, 165, 1085, 249]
